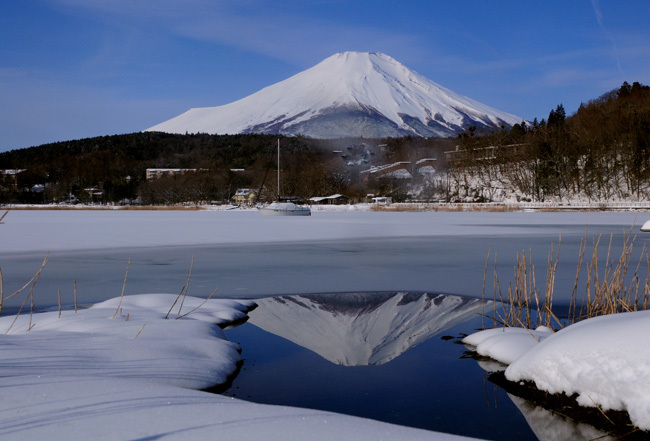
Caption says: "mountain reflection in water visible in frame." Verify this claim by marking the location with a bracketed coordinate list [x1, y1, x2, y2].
[248, 292, 486, 366]
[224, 292, 541, 439]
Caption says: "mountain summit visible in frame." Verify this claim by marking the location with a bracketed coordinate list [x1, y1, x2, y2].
[146, 51, 523, 138]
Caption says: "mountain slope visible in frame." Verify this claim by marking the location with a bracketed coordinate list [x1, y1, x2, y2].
[146, 52, 523, 139]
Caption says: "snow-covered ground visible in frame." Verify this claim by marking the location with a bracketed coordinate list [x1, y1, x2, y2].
[0, 294, 478, 440]
[463, 311, 650, 432]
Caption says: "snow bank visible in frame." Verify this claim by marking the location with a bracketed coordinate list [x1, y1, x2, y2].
[1, 294, 254, 389]
[464, 311, 650, 431]
[0, 294, 480, 440]
[462, 326, 553, 365]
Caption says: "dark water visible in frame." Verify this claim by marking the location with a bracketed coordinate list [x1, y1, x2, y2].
[221, 292, 533, 440]
[221, 292, 611, 441]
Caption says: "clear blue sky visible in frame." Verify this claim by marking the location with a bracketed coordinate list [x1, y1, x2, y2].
[1, 0, 649, 151]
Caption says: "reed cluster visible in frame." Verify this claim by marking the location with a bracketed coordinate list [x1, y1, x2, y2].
[1, 253, 216, 336]
[486, 226, 649, 330]
[370, 203, 518, 212]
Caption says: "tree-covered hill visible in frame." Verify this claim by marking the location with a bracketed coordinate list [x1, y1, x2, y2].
[449, 81, 650, 202]
[0, 132, 450, 204]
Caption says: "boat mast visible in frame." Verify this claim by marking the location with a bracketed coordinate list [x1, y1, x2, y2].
[277, 138, 280, 201]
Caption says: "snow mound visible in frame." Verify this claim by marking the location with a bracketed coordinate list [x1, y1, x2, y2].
[1, 294, 255, 389]
[465, 311, 650, 430]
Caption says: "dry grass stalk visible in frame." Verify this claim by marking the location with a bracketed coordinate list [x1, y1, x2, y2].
[481, 249, 491, 329]
[176, 286, 219, 320]
[0, 252, 50, 315]
[112, 259, 131, 319]
[177, 256, 194, 316]
[0, 210, 8, 223]
[73, 278, 78, 313]
[58, 289, 62, 318]
[166, 286, 185, 319]
[4, 252, 50, 333]
[165, 257, 195, 319]
[370, 203, 518, 213]
[134, 323, 146, 339]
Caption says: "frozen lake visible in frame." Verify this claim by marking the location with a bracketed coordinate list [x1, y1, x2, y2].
[0, 209, 646, 308]
[1, 209, 648, 439]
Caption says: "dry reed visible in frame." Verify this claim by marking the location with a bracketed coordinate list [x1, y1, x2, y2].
[370, 203, 518, 212]
[134, 323, 146, 339]
[3, 252, 50, 333]
[112, 259, 131, 319]
[486, 226, 649, 330]
[165, 257, 194, 319]
[177, 256, 194, 316]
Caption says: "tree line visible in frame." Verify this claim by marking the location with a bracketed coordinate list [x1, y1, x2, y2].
[449, 81, 650, 202]
[0, 132, 449, 205]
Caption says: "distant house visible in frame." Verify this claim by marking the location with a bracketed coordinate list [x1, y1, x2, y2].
[309, 194, 349, 205]
[232, 188, 258, 205]
[371, 196, 392, 205]
[145, 168, 197, 180]
[0, 169, 27, 191]
[1, 169, 44, 191]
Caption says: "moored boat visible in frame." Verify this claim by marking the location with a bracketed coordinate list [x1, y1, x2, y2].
[258, 139, 311, 217]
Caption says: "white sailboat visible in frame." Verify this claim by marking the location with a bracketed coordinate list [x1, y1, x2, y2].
[258, 140, 311, 216]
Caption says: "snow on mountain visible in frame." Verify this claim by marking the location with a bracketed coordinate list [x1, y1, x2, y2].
[146, 52, 524, 139]
[248, 292, 485, 366]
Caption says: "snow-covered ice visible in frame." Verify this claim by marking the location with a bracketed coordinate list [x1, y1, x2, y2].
[0, 208, 642, 254]
[464, 311, 650, 431]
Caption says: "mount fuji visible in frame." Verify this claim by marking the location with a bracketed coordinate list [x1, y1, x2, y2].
[146, 51, 523, 139]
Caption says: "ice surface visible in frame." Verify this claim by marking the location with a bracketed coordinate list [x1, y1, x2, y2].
[1, 209, 640, 254]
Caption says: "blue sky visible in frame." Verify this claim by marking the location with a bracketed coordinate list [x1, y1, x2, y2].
[1, 0, 649, 151]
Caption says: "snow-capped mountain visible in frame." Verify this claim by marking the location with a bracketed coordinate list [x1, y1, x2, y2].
[248, 292, 486, 366]
[146, 52, 523, 138]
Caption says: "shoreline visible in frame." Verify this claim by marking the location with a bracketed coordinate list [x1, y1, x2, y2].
[3, 200, 650, 212]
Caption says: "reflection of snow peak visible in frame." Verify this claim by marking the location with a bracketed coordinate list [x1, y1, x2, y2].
[249, 292, 485, 366]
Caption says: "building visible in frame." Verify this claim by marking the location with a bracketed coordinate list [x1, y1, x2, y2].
[145, 168, 197, 180]
[371, 196, 392, 205]
[232, 188, 258, 205]
[309, 194, 349, 205]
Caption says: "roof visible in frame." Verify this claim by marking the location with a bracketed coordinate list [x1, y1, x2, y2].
[309, 194, 346, 202]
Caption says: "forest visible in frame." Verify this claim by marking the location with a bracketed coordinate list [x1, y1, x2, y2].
[1, 81, 648, 205]
[449, 81, 650, 202]
[0, 131, 452, 205]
